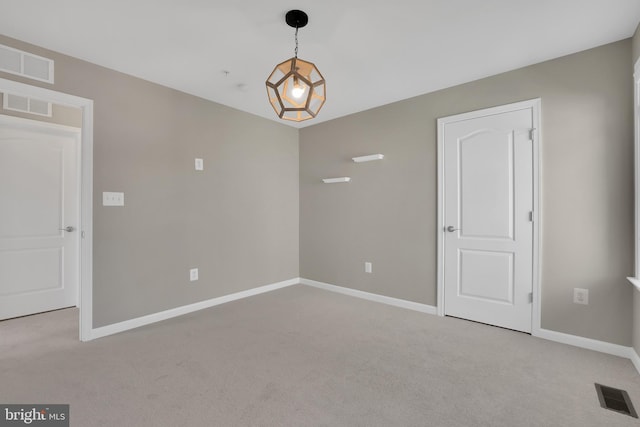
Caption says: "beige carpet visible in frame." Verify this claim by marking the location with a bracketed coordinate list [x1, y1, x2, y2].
[1, 284, 639, 426]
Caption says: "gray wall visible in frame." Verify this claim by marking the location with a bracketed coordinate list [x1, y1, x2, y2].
[633, 22, 640, 64]
[0, 35, 299, 328]
[300, 40, 634, 346]
[1, 33, 635, 347]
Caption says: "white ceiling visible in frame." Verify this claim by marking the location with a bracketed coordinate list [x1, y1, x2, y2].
[1, 0, 639, 128]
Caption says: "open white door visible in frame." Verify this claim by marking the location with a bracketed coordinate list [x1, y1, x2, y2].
[438, 101, 539, 333]
[0, 115, 80, 320]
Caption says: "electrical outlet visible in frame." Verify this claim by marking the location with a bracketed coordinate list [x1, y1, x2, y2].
[189, 268, 199, 282]
[573, 288, 589, 305]
[195, 158, 204, 171]
[365, 262, 372, 274]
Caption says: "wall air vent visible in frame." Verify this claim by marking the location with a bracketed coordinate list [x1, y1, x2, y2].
[0, 44, 54, 83]
[2, 93, 52, 117]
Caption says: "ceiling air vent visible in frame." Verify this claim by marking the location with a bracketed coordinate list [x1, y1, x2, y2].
[0, 44, 54, 83]
[2, 93, 52, 117]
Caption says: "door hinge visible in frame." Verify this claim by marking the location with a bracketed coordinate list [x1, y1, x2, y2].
[529, 211, 533, 222]
[528, 292, 533, 303]
[529, 128, 536, 140]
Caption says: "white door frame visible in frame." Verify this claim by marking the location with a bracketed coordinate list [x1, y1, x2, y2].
[631, 59, 640, 286]
[436, 98, 542, 334]
[0, 77, 94, 341]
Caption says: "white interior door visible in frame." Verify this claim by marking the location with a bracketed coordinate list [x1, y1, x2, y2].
[0, 115, 80, 320]
[440, 105, 535, 333]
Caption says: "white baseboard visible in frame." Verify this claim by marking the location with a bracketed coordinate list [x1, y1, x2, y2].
[86, 275, 640, 376]
[630, 347, 640, 374]
[299, 278, 640, 373]
[300, 278, 437, 315]
[89, 278, 300, 340]
[533, 328, 633, 359]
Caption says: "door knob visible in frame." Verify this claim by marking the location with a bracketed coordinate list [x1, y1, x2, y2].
[446, 226, 459, 232]
[59, 226, 75, 232]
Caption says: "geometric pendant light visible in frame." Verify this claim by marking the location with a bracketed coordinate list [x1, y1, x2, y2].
[265, 10, 326, 122]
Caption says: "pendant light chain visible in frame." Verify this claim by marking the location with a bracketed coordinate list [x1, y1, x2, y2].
[294, 26, 299, 58]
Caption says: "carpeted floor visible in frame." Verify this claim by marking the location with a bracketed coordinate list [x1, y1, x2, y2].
[1, 284, 639, 426]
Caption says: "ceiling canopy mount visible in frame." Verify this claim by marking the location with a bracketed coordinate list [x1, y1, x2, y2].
[285, 10, 308, 29]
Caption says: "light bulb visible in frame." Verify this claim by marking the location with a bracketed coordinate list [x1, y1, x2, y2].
[292, 85, 305, 99]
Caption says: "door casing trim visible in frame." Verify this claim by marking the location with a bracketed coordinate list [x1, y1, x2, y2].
[0, 77, 94, 341]
[436, 98, 542, 335]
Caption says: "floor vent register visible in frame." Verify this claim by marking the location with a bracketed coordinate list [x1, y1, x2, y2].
[595, 383, 638, 418]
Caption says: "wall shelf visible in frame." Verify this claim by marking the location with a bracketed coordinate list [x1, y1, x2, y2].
[322, 177, 351, 184]
[352, 154, 384, 163]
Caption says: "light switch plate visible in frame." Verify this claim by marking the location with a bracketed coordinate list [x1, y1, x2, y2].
[190, 268, 199, 281]
[195, 158, 204, 171]
[365, 262, 372, 273]
[103, 192, 124, 206]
